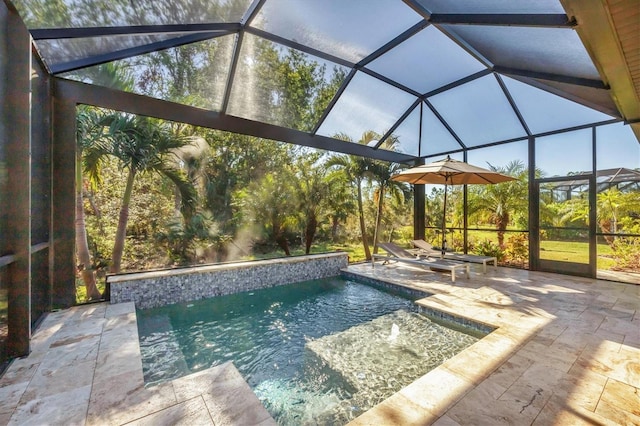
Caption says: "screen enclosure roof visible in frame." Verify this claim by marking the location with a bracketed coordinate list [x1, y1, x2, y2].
[11, 0, 640, 163]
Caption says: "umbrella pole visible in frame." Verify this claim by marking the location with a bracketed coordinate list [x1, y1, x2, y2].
[441, 182, 447, 258]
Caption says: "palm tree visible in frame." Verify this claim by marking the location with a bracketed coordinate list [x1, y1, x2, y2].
[84, 113, 197, 273]
[74, 64, 134, 299]
[294, 153, 330, 254]
[468, 160, 529, 248]
[597, 188, 625, 244]
[561, 187, 640, 246]
[324, 169, 355, 242]
[240, 171, 297, 255]
[381, 183, 412, 243]
[327, 131, 378, 260]
[75, 108, 108, 300]
[367, 136, 410, 254]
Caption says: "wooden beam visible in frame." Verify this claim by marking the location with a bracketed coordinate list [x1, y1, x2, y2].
[561, 0, 640, 128]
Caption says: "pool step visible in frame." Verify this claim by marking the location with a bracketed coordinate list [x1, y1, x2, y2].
[137, 314, 191, 385]
[305, 310, 478, 398]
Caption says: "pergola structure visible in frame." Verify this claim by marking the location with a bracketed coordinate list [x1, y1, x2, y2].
[1, 0, 639, 364]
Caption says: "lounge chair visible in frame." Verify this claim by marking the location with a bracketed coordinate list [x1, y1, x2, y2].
[411, 239, 497, 273]
[373, 242, 469, 282]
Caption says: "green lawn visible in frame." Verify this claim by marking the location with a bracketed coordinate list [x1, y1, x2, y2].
[540, 240, 616, 269]
[468, 230, 617, 269]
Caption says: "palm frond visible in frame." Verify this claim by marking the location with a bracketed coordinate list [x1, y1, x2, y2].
[158, 164, 198, 220]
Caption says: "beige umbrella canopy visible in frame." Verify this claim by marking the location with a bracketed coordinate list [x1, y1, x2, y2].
[392, 155, 517, 255]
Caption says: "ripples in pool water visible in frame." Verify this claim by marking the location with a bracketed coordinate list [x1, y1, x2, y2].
[136, 276, 481, 425]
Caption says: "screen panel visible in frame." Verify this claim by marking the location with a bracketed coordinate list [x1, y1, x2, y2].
[366, 26, 486, 94]
[444, 25, 601, 81]
[429, 75, 527, 147]
[251, 0, 421, 63]
[596, 123, 640, 278]
[420, 103, 462, 156]
[60, 35, 236, 112]
[503, 76, 612, 134]
[36, 34, 179, 67]
[387, 104, 420, 156]
[536, 128, 592, 178]
[13, 0, 251, 28]
[317, 71, 417, 143]
[227, 33, 349, 132]
[467, 141, 529, 231]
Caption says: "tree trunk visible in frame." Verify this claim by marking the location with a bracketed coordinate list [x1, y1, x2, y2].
[599, 219, 615, 245]
[86, 189, 101, 218]
[356, 179, 372, 260]
[496, 212, 509, 248]
[111, 168, 136, 273]
[331, 216, 339, 242]
[174, 186, 182, 216]
[304, 214, 317, 254]
[387, 226, 395, 243]
[272, 217, 291, 256]
[276, 235, 291, 256]
[372, 185, 385, 254]
[75, 151, 102, 300]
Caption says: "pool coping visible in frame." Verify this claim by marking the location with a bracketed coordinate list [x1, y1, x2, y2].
[343, 268, 497, 335]
[107, 252, 348, 283]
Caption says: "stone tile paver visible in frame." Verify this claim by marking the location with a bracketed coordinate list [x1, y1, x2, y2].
[349, 392, 436, 425]
[123, 396, 214, 426]
[8, 384, 91, 426]
[598, 377, 640, 420]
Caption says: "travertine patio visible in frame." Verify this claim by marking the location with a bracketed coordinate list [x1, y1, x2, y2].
[0, 263, 638, 425]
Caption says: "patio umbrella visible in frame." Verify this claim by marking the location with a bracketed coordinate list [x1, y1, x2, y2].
[391, 155, 517, 256]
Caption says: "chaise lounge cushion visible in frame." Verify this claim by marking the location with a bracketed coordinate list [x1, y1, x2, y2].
[373, 242, 469, 282]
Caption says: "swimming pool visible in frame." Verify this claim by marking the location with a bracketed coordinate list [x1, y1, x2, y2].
[136, 276, 484, 425]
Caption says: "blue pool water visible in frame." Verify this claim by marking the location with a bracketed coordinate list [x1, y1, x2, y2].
[136, 276, 481, 425]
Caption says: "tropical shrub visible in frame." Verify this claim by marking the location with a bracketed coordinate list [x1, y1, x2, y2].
[611, 237, 640, 271]
[475, 238, 505, 261]
[505, 233, 528, 266]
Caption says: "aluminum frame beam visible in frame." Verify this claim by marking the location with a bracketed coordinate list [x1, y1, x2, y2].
[401, 1, 575, 28]
[429, 14, 576, 28]
[357, 20, 430, 67]
[49, 32, 227, 74]
[54, 78, 416, 164]
[493, 65, 608, 89]
[245, 26, 355, 69]
[3, 1, 31, 358]
[30, 22, 241, 39]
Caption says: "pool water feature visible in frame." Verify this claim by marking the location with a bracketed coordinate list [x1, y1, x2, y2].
[136, 276, 484, 425]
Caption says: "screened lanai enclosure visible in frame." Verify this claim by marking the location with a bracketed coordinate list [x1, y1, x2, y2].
[1, 0, 639, 371]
